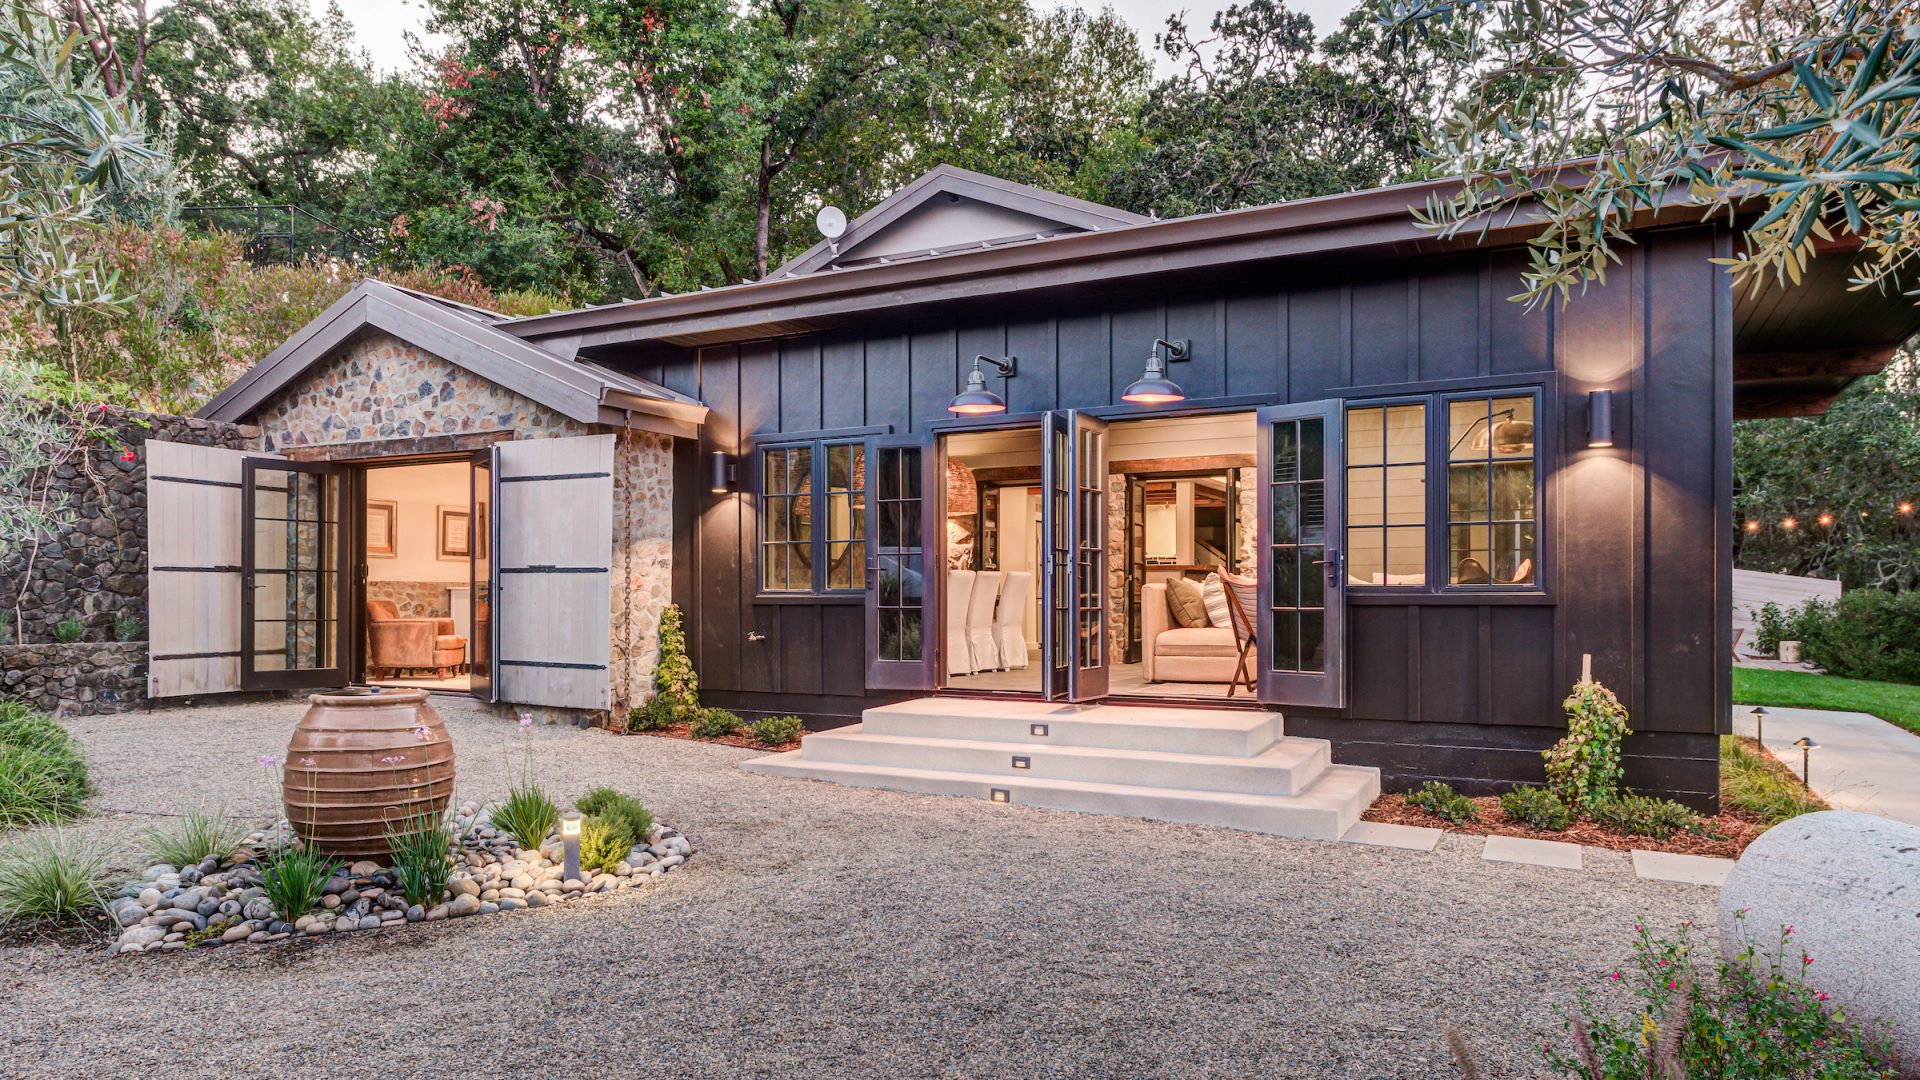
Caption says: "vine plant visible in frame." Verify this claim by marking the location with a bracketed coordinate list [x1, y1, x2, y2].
[1543, 676, 1632, 811]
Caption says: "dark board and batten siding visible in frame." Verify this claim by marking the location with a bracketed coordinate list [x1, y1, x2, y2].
[657, 230, 1732, 808]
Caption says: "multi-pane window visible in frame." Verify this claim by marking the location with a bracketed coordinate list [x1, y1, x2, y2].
[873, 446, 924, 660]
[1346, 403, 1427, 586]
[760, 440, 867, 594]
[761, 446, 814, 592]
[1269, 415, 1327, 673]
[1447, 395, 1537, 586]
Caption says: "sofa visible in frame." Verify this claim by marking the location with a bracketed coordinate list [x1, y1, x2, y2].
[1140, 581, 1241, 684]
[367, 599, 467, 679]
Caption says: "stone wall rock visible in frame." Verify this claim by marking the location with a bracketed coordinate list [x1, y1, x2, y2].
[0, 642, 148, 716]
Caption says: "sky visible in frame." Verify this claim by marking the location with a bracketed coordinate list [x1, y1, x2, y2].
[315, 0, 1364, 77]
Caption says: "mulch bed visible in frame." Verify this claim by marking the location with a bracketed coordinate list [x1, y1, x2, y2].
[1363, 795, 1763, 858]
[617, 724, 799, 753]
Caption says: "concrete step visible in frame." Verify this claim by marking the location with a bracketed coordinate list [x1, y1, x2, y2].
[740, 754, 1380, 841]
[798, 725, 1334, 797]
[861, 697, 1282, 757]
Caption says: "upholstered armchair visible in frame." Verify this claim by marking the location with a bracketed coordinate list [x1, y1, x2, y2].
[367, 599, 467, 679]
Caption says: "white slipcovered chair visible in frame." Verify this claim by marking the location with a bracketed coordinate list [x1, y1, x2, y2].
[994, 571, 1031, 670]
[946, 569, 976, 676]
[965, 570, 1003, 672]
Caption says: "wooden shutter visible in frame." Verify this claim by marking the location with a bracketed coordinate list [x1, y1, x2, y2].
[147, 441, 273, 697]
[494, 434, 614, 710]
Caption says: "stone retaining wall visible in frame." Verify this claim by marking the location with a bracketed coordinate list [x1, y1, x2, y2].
[0, 642, 148, 716]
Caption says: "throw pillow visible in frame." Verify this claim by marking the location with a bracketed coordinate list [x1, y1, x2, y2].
[1201, 573, 1233, 629]
[1165, 577, 1209, 628]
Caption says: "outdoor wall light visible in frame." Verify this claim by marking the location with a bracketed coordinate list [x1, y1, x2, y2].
[1792, 736, 1819, 786]
[1586, 389, 1615, 448]
[709, 451, 737, 493]
[560, 811, 583, 883]
[947, 354, 1017, 416]
[1122, 338, 1190, 404]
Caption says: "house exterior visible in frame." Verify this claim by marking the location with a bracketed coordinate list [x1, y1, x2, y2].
[192, 164, 1920, 815]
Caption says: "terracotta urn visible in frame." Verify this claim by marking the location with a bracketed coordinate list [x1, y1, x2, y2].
[283, 688, 455, 861]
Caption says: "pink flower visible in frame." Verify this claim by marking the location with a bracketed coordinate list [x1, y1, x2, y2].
[1609, 971, 1622, 981]
[1818, 992, 1830, 1002]
[119, 449, 137, 463]
[519, 713, 534, 729]
[1803, 954, 1813, 966]
[1785, 925, 1795, 936]
[258, 754, 277, 768]
[299, 757, 316, 767]
[380, 755, 405, 765]
[1667, 979, 1677, 990]
[414, 725, 432, 741]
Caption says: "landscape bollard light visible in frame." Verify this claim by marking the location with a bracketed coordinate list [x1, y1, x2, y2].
[1750, 706, 1768, 746]
[560, 812, 583, 883]
[1792, 736, 1818, 787]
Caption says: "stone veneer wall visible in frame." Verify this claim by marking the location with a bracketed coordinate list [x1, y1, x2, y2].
[253, 329, 673, 720]
[0, 410, 259, 716]
[367, 580, 456, 619]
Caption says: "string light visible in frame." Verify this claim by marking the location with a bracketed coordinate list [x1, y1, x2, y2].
[1739, 502, 1917, 531]
[1744, 520, 1760, 533]
[1903, 502, 1915, 516]
[1781, 517, 1798, 531]
[1816, 513, 1834, 527]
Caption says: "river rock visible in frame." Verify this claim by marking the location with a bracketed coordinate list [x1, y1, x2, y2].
[448, 893, 481, 917]
[1720, 811, 1920, 1075]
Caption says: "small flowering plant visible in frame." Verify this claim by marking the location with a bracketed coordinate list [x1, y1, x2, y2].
[254, 753, 342, 921]
[1542, 916, 1897, 1079]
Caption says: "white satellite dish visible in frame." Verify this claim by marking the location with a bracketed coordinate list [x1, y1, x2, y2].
[816, 205, 847, 240]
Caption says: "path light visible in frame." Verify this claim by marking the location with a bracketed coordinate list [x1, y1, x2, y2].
[1792, 736, 1819, 786]
[560, 811, 583, 882]
[947, 354, 1017, 416]
[1750, 706, 1768, 745]
[1121, 338, 1190, 404]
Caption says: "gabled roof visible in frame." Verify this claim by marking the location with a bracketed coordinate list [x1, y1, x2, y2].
[773, 164, 1148, 277]
[199, 280, 707, 436]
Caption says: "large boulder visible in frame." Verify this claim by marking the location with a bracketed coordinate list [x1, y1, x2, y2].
[1719, 811, 1920, 1074]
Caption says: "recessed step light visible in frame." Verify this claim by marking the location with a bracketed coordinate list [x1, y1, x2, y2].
[989, 788, 1011, 803]
[1011, 755, 1031, 770]
[1030, 723, 1049, 737]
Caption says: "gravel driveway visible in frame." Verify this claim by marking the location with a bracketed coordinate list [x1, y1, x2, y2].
[3, 698, 1717, 1078]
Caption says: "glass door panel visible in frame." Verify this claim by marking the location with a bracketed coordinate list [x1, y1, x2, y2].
[470, 448, 496, 703]
[865, 437, 936, 690]
[1256, 402, 1346, 708]
[242, 458, 347, 689]
[1040, 411, 1110, 702]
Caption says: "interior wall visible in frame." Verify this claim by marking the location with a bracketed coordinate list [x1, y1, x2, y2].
[365, 461, 472, 584]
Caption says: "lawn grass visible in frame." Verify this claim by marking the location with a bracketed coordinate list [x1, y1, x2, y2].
[1719, 735, 1825, 827]
[1732, 666, 1920, 737]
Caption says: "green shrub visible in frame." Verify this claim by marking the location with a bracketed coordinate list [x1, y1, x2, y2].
[111, 614, 142, 642]
[749, 714, 805, 746]
[1589, 793, 1711, 840]
[578, 815, 631, 874]
[653, 604, 701, 721]
[51, 617, 84, 644]
[142, 804, 248, 866]
[575, 787, 654, 848]
[385, 811, 454, 908]
[1790, 589, 1920, 685]
[690, 707, 744, 740]
[257, 842, 340, 921]
[1499, 785, 1573, 831]
[1719, 735, 1825, 826]
[0, 704, 90, 830]
[1405, 781, 1478, 824]
[490, 783, 560, 849]
[0, 828, 116, 922]
[1751, 600, 1822, 656]
[1544, 678, 1631, 810]
[625, 698, 674, 733]
[1536, 918, 1896, 1079]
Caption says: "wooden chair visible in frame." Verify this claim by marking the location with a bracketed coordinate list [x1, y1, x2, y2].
[1217, 570, 1260, 699]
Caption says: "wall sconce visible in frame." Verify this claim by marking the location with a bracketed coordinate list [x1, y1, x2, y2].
[1122, 338, 1190, 404]
[1586, 389, 1615, 448]
[560, 811, 583, 882]
[947, 354, 1017, 416]
[709, 451, 737, 493]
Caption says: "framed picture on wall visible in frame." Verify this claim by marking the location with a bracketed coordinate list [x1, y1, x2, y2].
[366, 500, 398, 558]
[437, 506, 471, 561]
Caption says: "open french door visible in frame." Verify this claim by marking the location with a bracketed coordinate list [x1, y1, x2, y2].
[865, 435, 938, 689]
[469, 447, 496, 703]
[241, 458, 349, 690]
[1040, 410, 1109, 702]
[1256, 401, 1346, 708]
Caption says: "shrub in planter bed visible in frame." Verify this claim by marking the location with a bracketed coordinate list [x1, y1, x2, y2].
[1589, 793, 1712, 841]
[575, 787, 653, 847]
[491, 783, 560, 850]
[750, 714, 805, 746]
[578, 816, 632, 874]
[257, 843, 341, 921]
[0, 828, 116, 921]
[0, 701, 91, 829]
[690, 707, 744, 740]
[51, 617, 84, 644]
[386, 811, 455, 908]
[1405, 781, 1478, 824]
[1499, 785, 1573, 831]
[626, 698, 673, 732]
[142, 804, 248, 867]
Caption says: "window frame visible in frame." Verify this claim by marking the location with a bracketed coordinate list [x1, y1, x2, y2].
[753, 435, 871, 598]
[1340, 379, 1551, 599]
[1342, 394, 1433, 591]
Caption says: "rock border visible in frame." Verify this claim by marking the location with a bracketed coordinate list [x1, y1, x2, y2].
[108, 801, 692, 955]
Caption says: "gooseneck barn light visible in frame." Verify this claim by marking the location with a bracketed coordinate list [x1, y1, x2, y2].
[947, 354, 1017, 416]
[1122, 338, 1190, 404]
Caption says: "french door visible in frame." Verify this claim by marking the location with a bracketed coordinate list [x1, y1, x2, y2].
[241, 458, 349, 689]
[1256, 401, 1346, 708]
[865, 436, 939, 689]
[469, 448, 496, 703]
[1039, 410, 1109, 702]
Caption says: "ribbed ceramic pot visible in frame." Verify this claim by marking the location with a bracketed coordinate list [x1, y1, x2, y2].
[283, 688, 455, 861]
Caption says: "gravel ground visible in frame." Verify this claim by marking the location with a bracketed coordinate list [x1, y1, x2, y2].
[3, 697, 1718, 1078]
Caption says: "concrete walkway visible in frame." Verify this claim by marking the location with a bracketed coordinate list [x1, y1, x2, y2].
[1735, 706, 1920, 827]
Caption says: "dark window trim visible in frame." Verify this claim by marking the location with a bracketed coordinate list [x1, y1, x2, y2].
[752, 436, 870, 599]
[1341, 393, 1435, 594]
[1341, 377, 1553, 600]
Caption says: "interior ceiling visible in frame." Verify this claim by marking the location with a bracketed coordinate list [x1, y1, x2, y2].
[1733, 249, 1920, 419]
